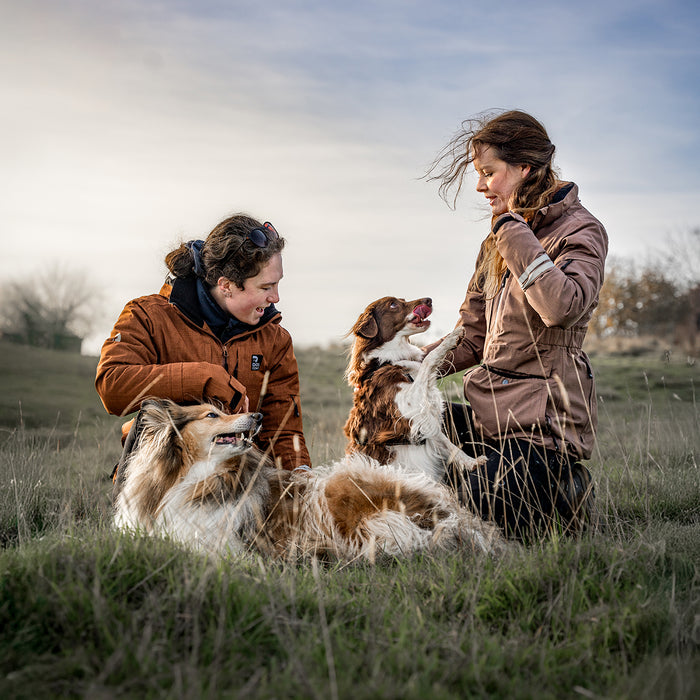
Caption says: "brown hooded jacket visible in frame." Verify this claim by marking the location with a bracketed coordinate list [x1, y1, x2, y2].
[95, 277, 310, 470]
[434, 183, 608, 459]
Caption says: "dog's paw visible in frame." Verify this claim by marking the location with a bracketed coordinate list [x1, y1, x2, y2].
[422, 327, 464, 371]
[438, 326, 465, 354]
[450, 451, 486, 473]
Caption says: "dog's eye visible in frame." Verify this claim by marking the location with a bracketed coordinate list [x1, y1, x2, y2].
[389, 302, 398, 309]
[206, 412, 219, 419]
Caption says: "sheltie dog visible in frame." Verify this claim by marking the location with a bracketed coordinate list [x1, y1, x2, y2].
[113, 399, 505, 560]
[344, 296, 485, 481]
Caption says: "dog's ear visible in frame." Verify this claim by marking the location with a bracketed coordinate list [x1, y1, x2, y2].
[140, 398, 173, 413]
[139, 399, 173, 430]
[353, 312, 379, 339]
[139, 398, 189, 435]
[136, 399, 189, 476]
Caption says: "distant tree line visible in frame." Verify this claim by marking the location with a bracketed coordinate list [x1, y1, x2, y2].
[591, 228, 700, 353]
[1, 230, 699, 355]
[0, 266, 102, 353]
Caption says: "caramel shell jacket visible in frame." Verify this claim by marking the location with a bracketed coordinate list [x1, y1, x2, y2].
[435, 183, 608, 459]
[95, 277, 310, 470]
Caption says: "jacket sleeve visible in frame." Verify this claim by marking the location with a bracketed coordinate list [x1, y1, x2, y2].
[95, 299, 247, 416]
[493, 212, 608, 329]
[257, 331, 311, 470]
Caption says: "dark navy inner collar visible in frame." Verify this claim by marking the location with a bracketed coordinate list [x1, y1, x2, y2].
[169, 275, 278, 341]
[551, 181, 575, 204]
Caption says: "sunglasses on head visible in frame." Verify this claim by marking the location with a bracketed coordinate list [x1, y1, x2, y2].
[234, 222, 279, 256]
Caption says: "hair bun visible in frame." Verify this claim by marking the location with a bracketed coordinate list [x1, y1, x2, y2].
[185, 240, 206, 277]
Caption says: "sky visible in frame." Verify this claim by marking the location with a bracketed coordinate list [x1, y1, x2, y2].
[1, 0, 699, 355]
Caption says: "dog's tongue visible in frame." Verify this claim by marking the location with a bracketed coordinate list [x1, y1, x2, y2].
[412, 304, 432, 321]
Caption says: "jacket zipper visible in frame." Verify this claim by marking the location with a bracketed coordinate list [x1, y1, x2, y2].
[172, 303, 231, 372]
[484, 270, 510, 355]
[492, 270, 510, 333]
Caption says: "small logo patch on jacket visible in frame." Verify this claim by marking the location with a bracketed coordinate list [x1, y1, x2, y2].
[251, 354, 263, 371]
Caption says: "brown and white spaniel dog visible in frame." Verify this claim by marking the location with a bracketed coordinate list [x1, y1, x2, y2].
[344, 296, 485, 481]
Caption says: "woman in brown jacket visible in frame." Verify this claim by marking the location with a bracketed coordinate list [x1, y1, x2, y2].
[96, 213, 310, 472]
[426, 110, 608, 540]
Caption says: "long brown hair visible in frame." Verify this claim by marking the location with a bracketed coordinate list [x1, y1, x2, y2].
[165, 213, 285, 289]
[427, 110, 561, 297]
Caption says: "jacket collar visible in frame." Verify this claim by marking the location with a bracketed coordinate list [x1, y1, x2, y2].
[163, 276, 280, 340]
[531, 182, 577, 231]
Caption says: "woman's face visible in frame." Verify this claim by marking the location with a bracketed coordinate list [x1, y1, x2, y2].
[215, 253, 283, 325]
[473, 145, 530, 216]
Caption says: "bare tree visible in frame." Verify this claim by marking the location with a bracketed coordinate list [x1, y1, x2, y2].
[590, 227, 700, 357]
[592, 257, 684, 338]
[658, 226, 700, 292]
[0, 265, 103, 351]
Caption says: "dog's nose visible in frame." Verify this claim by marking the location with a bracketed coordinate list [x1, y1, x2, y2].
[252, 412, 263, 423]
[425, 298, 432, 307]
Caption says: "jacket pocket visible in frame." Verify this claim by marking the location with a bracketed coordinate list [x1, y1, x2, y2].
[464, 365, 549, 439]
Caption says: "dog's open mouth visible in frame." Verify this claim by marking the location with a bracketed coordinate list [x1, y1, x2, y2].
[213, 429, 257, 446]
[409, 304, 432, 327]
[211, 413, 263, 447]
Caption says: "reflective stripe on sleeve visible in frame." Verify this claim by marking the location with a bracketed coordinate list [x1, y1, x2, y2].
[519, 254, 555, 291]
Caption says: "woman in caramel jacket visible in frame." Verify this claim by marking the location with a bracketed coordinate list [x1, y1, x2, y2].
[426, 110, 608, 540]
[96, 213, 310, 472]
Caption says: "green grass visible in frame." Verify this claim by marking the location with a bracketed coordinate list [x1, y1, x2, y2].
[296, 343, 353, 463]
[0, 339, 698, 698]
[0, 340, 115, 435]
[0, 531, 696, 699]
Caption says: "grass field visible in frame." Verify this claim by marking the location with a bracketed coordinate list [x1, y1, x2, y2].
[0, 339, 698, 698]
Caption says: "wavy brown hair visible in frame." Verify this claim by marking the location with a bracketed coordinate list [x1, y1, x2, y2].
[427, 110, 561, 297]
[165, 213, 286, 290]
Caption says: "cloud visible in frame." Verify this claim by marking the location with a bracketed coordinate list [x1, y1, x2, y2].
[1, 0, 698, 355]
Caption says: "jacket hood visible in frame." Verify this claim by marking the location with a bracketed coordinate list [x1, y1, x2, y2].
[531, 182, 577, 232]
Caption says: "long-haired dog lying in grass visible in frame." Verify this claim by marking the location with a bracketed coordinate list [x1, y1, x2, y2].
[113, 399, 505, 561]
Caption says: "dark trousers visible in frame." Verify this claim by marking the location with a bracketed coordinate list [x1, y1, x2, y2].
[443, 403, 592, 541]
